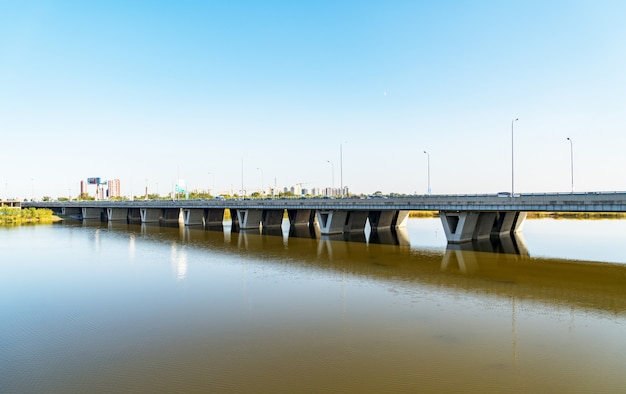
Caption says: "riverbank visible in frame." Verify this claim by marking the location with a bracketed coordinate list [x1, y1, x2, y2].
[0, 207, 61, 225]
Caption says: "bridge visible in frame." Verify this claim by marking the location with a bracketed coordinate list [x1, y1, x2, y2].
[22, 192, 626, 243]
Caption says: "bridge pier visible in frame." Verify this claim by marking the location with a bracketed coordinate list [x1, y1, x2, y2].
[82, 207, 104, 221]
[183, 208, 205, 226]
[161, 208, 182, 224]
[492, 211, 527, 236]
[237, 209, 263, 230]
[317, 210, 349, 235]
[344, 211, 369, 233]
[205, 208, 225, 226]
[128, 208, 142, 223]
[62, 207, 82, 219]
[393, 210, 410, 228]
[107, 208, 128, 222]
[140, 208, 162, 223]
[368, 211, 396, 230]
[287, 209, 314, 226]
[262, 209, 285, 228]
[440, 211, 527, 243]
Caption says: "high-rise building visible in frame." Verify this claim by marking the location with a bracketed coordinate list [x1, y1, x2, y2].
[108, 179, 121, 198]
[80, 180, 87, 195]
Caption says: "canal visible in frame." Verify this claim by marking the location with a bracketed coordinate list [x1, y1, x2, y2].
[1, 218, 625, 393]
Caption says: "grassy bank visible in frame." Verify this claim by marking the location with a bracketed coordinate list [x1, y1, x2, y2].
[0, 207, 61, 225]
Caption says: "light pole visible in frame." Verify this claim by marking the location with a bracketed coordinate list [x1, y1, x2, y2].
[567, 137, 574, 193]
[241, 158, 245, 198]
[256, 167, 264, 197]
[327, 160, 334, 196]
[511, 118, 519, 196]
[31, 178, 34, 201]
[208, 172, 215, 196]
[423, 151, 431, 195]
[340, 142, 347, 198]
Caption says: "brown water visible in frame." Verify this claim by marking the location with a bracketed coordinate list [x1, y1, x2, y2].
[1, 218, 625, 393]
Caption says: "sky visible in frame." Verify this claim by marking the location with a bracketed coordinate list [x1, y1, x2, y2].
[2, 0, 626, 199]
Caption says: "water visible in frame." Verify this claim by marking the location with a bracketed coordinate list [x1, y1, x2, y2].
[1, 218, 625, 393]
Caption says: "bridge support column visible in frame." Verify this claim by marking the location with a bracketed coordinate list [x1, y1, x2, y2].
[161, 208, 181, 224]
[474, 212, 497, 240]
[287, 209, 314, 226]
[82, 207, 103, 221]
[205, 208, 225, 225]
[344, 211, 368, 233]
[492, 211, 527, 236]
[62, 207, 82, 219]
[107, 208, 128, 222]
[317, 210, 348, 235]
[440, 211, 482, 243]
[393, 210, 410, 228]
[237, 209, 263, 230]
[262, 209, 284, 228]
[183, 208, 205, 226]
[368, 210, 396, 230]
[128, 208, 142, 223]
[140, 208, 161, 223]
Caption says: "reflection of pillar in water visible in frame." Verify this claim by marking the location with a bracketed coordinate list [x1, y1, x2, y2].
[441, 244, 480, 274]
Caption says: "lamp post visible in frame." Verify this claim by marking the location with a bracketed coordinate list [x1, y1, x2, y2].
[327, 160, 334, 196]
[340, 144, 344, 198]
[567, 137, 574, 193]
[511, 118, 519, 196]
[256, 167, 264, 197]
[423, 151, 431, 195]
[208, 172, 215, 196]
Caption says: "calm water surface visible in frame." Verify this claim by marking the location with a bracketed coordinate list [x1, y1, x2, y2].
[1, 218, 625, 393]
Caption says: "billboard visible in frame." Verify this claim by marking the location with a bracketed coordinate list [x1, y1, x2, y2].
[87, 177, 101, 185]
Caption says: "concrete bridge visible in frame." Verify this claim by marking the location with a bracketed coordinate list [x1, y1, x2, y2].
[23, 192, 626, 243]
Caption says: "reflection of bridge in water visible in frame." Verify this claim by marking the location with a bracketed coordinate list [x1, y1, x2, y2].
[25, 191, 626, 244]
[91, 221, 626, 316]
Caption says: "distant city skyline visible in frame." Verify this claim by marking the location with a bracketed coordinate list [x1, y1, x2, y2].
[2, 1, 626, 199]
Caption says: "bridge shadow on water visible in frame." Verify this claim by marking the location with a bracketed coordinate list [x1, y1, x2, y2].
[70, 219, 626, 316]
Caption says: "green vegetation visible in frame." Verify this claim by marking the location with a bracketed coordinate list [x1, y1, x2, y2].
[0, 207, 60, 225]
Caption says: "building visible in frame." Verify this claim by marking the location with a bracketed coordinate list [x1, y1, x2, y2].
[108, 179, 121, 198]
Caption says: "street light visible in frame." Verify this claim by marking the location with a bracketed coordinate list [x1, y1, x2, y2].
[256, 167, 264, 197]
[567, 137, 574, 193]
[327, 160, 334, 196]
[207, 172, 215, 196]
[423, 151, 431, 195]
[511, 118, 519, 196]
[340, 144, 344, 198]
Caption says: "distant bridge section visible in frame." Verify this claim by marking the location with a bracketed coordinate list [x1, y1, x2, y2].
[23, 192, 626, 244]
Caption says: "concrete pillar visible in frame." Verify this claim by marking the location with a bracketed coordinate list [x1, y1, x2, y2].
[473, 212, 497, 240]
[287, 209, 313, 226]
[106, 208, 128, 222]
[205, 208, 225, 225]
[393, 210, 410, 228]
[441, 244, 480, 274]
[317, 210, 348, 235]
[368, 210, 396, 230]
[128, 208, 142, 223]
[512, 212, 527, 233]
[344, 210, 369, 232]
[81, 207, 103, 221]
[62, 207, 82, 219]
[262, 209, 285, 228]
[492, 211, 527, 236]
[439, 211, 481, 243]
[183, 208, 205, 226]
[140, 208, 162, 223]
[237, 209, 263, 230]
[161, 208, 181, 224]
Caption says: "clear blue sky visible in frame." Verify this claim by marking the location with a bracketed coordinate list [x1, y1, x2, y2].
[2, 0, 626, 199]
